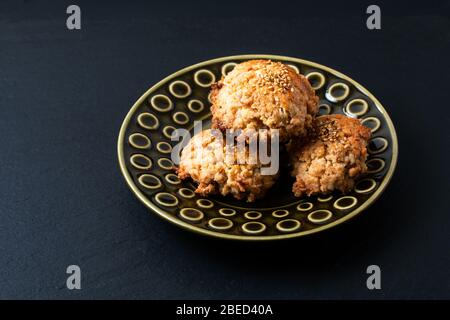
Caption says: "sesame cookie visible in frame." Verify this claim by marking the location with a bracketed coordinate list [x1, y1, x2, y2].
[290, 114, 371, 197]
[176, 129, 278, 202]
[210, 60, 319, 142]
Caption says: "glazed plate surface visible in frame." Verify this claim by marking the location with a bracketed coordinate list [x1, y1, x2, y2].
[117, 54, 398, 240]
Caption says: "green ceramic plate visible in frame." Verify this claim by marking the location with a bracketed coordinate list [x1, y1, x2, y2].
[117, 54, 398, 241]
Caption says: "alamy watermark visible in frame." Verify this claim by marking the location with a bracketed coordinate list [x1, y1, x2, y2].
[366, 5, 381, 30]
[66, 5, 81, 30]
[66, 265, 81, 290]
[366, 265, 381, 290]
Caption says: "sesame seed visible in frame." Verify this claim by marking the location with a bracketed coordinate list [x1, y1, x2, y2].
[255, 62, 292, 92]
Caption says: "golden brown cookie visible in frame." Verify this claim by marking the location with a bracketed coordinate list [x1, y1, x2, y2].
[290, 114, 371, 197]
[176, 129, 278, 202]
[210, 60, 319, 142]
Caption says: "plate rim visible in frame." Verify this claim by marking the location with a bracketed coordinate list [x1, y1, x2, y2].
[117, 54, 399, 241]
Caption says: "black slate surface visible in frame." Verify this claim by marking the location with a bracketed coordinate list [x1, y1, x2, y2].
[0, 0, 449, 299]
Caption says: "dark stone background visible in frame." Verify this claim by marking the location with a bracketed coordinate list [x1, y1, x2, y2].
[0, 0, 449, 299]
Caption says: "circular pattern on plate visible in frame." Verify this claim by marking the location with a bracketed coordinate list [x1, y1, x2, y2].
[197, 199, 214, 209]
[194, 69, 216, 87]
[172, 112, 189, 125]
[368, 137, 388, 154]
[326, 82, 350, 102]
[180, 208, 204, 222]
[221, 62, 237, 76]
[187, 99, 205, 113]
[208, 217, 233, 230]
[150, 94, 173, 112]
[219, 208, 236, 216]
[242, 222, 266, 234]
[157, 157, 174, 170]
[276, 219, 301, 233]
[272, 209, 290, 218]
[169, 80, 191, 98]
[138, 174, 162, 190]
[333, 196, 358, 210]
[130, 154, 152, 170]
[162, 125, 176, 139]
[178, 188, 196, 199]
[128, 133, 151, 149]
[137, 113, 159, 130]
[366, 158, 385, 174]
[297, 202, 313, 211]
[308, 210, 333, 224]
[155, 192, 179, 207]
[318, 103, 332, 115]
[318, 195, 333, 202]
[165, 173, 181, 185]
[306, 72, 325, 90]
[156, 141, 172, 154]
[355, 178, 377, 194]
[344, 99, 369, 117]
[244, 211, 262, 220]
[361, 116, 381, 133]
[118, 54, 398, 241]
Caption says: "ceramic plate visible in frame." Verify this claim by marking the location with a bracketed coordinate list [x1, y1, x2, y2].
[117, 54, 398, 241]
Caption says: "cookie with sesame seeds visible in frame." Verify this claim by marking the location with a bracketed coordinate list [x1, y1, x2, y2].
[210, 60, 319, 142]
[290, 114, 372, 197]
[176, 129, 279, 202]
